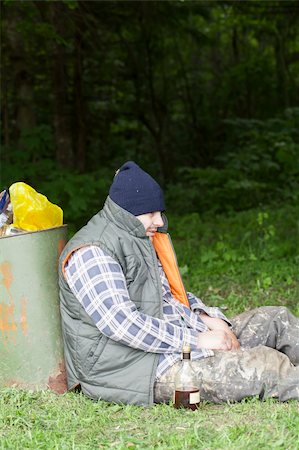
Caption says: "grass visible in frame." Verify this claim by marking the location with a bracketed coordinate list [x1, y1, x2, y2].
[171, 203, 299, 317]
[1, 202, 299, 449]
[1, 389, 298, 449]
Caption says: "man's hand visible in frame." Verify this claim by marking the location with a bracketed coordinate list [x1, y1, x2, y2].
[197, 329, 236, 351]
[199, 313, 240, 350]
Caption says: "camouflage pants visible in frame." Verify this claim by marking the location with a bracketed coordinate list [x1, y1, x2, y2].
[154, 306, 299, 403]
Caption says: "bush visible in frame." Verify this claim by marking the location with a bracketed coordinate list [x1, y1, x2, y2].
[166, 108, 299, 214]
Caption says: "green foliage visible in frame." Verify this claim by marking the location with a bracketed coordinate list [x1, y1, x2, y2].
[19, 125, 55, 159]
[38, 168, 111, 236]
[171, 202, 299, 317]
[2, 125, 113, 234]
[2, 1, 299, 240]
[166, 109, 299, 214]
[2, 0, 299, 180]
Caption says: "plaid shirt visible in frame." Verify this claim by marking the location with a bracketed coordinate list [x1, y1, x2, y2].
[65, 245, 229, 379]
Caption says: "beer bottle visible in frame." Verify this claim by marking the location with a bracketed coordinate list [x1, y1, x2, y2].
[174, 345, 200, 410]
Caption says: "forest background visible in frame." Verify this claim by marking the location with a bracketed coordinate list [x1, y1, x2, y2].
[1, 2, 299, 449]
[1, 0, 299, 231]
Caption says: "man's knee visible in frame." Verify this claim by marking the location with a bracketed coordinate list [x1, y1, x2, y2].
[273, 306, 290, 318]
[249, 345, 293, 372]
[255, 305, 289, 317]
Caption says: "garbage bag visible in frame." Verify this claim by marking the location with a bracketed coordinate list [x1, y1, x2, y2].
[9, 182, 63, 231]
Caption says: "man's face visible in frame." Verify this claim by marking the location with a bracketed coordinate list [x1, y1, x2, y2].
[136, 211, 164, 240]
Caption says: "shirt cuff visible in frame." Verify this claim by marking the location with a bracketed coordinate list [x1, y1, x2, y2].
[187, 292, 232, 326]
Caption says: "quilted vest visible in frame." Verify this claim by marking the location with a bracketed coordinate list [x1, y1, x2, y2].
[58, 196, 165, 406]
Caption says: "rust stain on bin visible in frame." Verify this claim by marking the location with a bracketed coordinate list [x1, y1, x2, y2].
[2, 362, 67, 395]
[48, 361, 68, 394]
[0, 262, 18, 340]
[20, 297, 28, 336]
[0, 261, 13, 293]
[0, 303, 17, 334]
[58, 238, 66, 257]
[0, 262, 17, 340]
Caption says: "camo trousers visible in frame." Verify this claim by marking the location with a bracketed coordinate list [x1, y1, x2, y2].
[154, 306, 299, 403]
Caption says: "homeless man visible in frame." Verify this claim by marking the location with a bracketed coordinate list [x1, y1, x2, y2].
[59, 161, 299, 405]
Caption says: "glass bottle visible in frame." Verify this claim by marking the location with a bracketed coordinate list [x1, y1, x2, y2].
[174, 345, 200, 410]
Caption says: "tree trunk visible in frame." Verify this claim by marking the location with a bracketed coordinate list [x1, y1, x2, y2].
[50, 2, 73, 168]
[274, 28, 289, 109]
[2, 5, 36, 147]
[1, 39, 10, 150]
[74, 10, 86, 172]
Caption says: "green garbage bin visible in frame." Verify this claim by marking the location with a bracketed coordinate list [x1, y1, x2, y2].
[0, 225, 68, 394]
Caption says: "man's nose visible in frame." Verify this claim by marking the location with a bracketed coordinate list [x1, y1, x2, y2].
[154, 213, 164, 227]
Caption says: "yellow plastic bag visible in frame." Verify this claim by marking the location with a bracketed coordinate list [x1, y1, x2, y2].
[9, 182, 63, 231]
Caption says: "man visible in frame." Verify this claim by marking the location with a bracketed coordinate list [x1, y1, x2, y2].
[59, 161, 299, 405]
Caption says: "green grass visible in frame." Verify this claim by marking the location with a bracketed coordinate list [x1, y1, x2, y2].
[1, 389, 298, 450]
[1, 202, 299, 449]
[171, 203, 299, 318]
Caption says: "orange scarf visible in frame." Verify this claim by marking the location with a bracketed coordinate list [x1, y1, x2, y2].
[153, 232, 189, 308]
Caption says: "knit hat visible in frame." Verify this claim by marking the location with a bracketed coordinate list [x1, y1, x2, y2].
[109, 161, 165, 215]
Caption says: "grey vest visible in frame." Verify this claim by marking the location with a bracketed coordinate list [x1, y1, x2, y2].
[59, 196, 166, 405]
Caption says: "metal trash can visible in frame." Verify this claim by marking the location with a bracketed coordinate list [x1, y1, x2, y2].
[0, 225, 68, 394]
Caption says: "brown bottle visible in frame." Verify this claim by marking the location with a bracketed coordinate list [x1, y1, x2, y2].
[174, 345, 200, 410]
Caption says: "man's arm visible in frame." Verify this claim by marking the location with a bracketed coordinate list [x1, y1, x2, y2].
[65, 246, 200, 354]
[187, 292, 240, 350]
[187, 291, 231, 324]
[198, 313, 240, 350]
[65, 246, 236, 353]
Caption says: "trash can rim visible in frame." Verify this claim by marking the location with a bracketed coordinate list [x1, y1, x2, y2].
[0, 224, 68, 240]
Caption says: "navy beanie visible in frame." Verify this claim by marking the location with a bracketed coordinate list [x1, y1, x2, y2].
[109, 161, 165, 215]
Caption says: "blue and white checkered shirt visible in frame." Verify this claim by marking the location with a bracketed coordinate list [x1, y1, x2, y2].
[65, 245, 229, 379]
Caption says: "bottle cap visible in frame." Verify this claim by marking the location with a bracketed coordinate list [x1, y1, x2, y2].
[182, 345, 191, 353]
